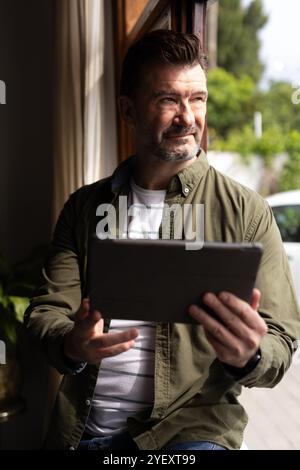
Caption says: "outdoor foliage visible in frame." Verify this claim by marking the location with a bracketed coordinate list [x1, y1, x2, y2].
[218, 0, 268, 83]
[279, 131, 300, 191]
[211, 0, 300, 193]
[210, 125, 286, 166]
[208, 68, 300, 191]
[258, 81, 300, 133]
[207, 68, 256, 139]
[208, 0, 300, 193]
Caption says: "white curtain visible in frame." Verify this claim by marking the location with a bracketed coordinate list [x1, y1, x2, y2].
[84, 0, 103, 185]
[53, 0, 117, 223]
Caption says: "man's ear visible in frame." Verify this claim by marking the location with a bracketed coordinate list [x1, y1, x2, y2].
[119, 96, 136, 128]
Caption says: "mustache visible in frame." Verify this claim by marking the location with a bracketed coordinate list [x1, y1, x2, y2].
[163, 126, 198, 138]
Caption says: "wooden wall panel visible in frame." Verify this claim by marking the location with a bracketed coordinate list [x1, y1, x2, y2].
[125, 0, 149, 35]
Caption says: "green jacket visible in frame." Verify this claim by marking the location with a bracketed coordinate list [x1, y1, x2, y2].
[25, 152, 300, 450]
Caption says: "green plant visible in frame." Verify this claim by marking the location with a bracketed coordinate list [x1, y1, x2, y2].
[0, 246, 48, 351]
[0, 258, 28, 351]
[0, 285, 28, 349]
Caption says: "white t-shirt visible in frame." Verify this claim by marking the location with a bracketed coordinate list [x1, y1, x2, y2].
[85, 179, 166, 436]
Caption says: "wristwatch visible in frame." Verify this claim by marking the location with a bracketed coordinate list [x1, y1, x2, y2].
[222, 349, 262, 379]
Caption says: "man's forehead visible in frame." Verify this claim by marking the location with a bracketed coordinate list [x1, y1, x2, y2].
[152, 86, 208, 98]
[143, 63, 207, 89]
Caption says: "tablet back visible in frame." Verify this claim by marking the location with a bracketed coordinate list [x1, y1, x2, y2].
[87, 238, 262, 323]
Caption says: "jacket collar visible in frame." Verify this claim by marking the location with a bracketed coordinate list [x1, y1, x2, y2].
[111, 149, 210, 197]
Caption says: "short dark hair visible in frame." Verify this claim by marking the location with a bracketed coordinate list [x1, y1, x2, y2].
[120, 29, 207, 97]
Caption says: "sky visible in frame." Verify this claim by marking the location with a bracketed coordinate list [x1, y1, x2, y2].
[242, 0, 300, 88]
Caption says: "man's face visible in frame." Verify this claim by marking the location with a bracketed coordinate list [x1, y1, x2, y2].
[123, 63, 207, 162]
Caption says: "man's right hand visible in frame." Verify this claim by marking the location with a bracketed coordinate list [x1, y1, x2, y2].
[64, 298, 139, 364]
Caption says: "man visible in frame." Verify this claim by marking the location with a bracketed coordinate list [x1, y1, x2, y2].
[25, 30, 300, 451]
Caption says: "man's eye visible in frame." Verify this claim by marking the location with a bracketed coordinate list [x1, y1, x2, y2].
[193, 96, 206, 102]
[160, 97, 176, 104]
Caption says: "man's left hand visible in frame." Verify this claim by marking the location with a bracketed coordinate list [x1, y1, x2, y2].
[189, 289, 268, 368]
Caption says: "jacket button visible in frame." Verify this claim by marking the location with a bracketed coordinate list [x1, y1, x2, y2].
[85, 399, 91, 406]
[184, 187, 189, 194]
[69, 446, 75, 450]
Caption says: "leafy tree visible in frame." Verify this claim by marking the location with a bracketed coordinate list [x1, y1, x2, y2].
[211, 125, 284, 163]
[258, 81, 300, 133]
[217, 0, 268, 83]
[207, 67, 256, 139]
[252, 127, 285, 167]
[279, 131, 300, 191]
[208, 2, 300, 194]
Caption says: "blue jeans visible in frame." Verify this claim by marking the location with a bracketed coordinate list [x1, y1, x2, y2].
[78, 431, 226, 451]
[78, 431, 139, 451]
[165, 441, 226, 450]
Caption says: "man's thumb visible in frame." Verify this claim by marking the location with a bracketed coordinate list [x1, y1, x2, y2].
[75, 298, 91, 322]
[88, 310, 102, 324]
[82, 307, 103, 330]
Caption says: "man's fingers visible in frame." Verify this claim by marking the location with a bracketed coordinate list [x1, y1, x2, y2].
[87, 330, 139, 363]
[190, 291, 267, 368]
[92, 328, 139, 349]
[251, 288, 261, 311]
[204, 331, 248, 367]
[96, 339, 137, 361]
[189, 306, 259, 366]
[217, 291, 267, 334]
[201, 293, 254, 341]
[189, 305, 237, 347]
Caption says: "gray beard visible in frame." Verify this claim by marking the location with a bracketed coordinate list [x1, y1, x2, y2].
[153, 132, 201, 161]
[153, 143, 200, 162]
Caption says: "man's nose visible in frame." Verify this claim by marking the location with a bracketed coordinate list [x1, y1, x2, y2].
[173, 103, 195, 127]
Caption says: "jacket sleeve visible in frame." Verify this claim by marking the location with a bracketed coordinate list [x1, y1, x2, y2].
[24, 191, 85, 375]
[237, 200, 300, 388]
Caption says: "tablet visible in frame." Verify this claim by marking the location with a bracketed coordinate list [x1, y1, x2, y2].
[87, 238, 263, 324]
